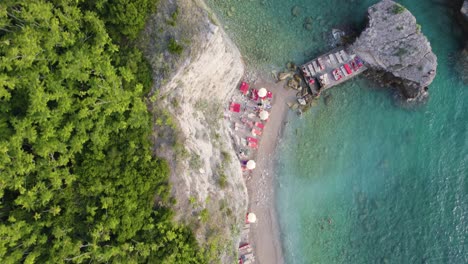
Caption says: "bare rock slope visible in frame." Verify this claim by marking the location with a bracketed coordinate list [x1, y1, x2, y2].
[143, 0, 247, 261]
[351, 0, 437, 99]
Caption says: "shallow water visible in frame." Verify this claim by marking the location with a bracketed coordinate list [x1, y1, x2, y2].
[205, 0, 468, 263]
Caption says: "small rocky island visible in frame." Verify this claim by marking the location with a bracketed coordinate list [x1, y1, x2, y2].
[351, 0, 437, 99]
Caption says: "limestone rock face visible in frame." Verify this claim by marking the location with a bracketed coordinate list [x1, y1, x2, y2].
[351, 0, 437, 99]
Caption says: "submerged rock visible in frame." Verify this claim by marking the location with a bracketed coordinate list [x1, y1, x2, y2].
[351, 0, 437, 99]
[291, 6, 301, 17]
[456, 45, 468, 84]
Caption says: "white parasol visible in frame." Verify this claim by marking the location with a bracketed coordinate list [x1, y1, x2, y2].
[259, 110, 269, 120]
[258, 88, 267, 98]
[246, 160, 256, 170]
[247, 212, 257, 223]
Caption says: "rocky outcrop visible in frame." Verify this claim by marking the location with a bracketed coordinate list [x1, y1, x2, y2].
[462, 0, 468, 21]
[351, 0, 437, 99]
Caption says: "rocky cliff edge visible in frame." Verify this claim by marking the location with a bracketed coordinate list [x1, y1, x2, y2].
[351, 0, 437, 99]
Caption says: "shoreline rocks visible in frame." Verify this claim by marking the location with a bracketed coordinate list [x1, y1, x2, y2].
[351, 0, 437, 99]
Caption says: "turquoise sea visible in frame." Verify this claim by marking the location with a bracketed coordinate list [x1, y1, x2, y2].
[205, 0, 468, 263]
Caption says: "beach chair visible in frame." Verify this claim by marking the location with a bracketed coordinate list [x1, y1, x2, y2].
[255, 122, 265, 130]
[312, 61, 320, 73]
[340, 50, 349, 61]
[335, 52, 343, 63]
[251, 128, 262, 136]
[242, 118, 254, 128]
[267, 91, 273, 99]
[247, 137, 258, 143]
[247, 142, 258, 149]
[329, 54, 336, 64]
[239, 82, 249, 95]
[340, 66, 349, 76]
[251, 89, 259, 101]
[307, 64, 316, 75]
[317, 58, 325, 70]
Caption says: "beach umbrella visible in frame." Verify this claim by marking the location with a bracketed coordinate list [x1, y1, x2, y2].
[247, 212, 257, 223]
[259, 110, 269, 120]
[258, 88, 267, 98]
[246, 160, 256, 170]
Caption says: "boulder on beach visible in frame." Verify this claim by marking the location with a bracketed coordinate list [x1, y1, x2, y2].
[351, 0, 437, 99]
[278, 72, 292, 81]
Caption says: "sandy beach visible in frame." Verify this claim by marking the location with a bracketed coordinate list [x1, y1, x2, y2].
[245, 77, 297, 264]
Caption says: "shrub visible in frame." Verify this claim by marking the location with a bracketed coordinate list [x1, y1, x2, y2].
[168, 38, 184, 55]
[392, 4, 406, 14]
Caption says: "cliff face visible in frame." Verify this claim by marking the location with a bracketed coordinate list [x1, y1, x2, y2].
[142, 0, 247, 261]
[351, 0, 437, 99]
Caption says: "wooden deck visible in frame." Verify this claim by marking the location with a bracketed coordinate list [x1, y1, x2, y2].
[301, 48, 367, 95]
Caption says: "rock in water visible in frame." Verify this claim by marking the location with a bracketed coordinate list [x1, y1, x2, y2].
[462, 1, 468, 22]
[351, 0, 437, 99]
[278, 72, 292, 81]
[291, 6, 301, 17]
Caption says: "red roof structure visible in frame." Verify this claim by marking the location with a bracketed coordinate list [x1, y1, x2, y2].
[239, 82, 249, 95]
[230, 102, 241, 113]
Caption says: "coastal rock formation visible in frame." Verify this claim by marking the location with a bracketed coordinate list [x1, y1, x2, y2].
[351, 0, 437, 99]
[462, 0, 468, 21]
[142, 0, 247, 261]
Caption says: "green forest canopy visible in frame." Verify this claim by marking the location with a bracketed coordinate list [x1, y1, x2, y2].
[0, 0, 204, 263]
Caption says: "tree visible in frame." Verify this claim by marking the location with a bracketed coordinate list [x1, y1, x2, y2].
[0, 1, 204, 262]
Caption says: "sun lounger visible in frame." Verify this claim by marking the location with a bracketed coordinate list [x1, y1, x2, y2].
[251, 128, 262, 136]
[239, 244, 253, 255]
[332, 68, 343, 81]
[239, 82, 249, 95]
[335, 52, 343, 63]
[312, 61, 320, 73]
[307, 64, 316, 75]
[340, 50, 349, 61]
[255, 122, 265, 129]
[247, 137, 258, 143]
[251, 89, 259, 101]
[317, 58, 325, 70]
[340, 66, 349, 76]
[329, 54, 336, 65]
[247, 141, 258, 149]
[241, 138, 247, 146]
[242, 118, 254, 128]
[344, 63, 352, 74]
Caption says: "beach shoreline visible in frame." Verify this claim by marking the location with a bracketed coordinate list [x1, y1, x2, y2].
[243, 75, 297, 264]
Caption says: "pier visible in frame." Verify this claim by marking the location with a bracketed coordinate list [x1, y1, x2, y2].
[301, 48, 367, 96]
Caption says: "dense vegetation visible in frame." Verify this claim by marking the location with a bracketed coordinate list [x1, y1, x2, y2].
[0, 0, 204, 263]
